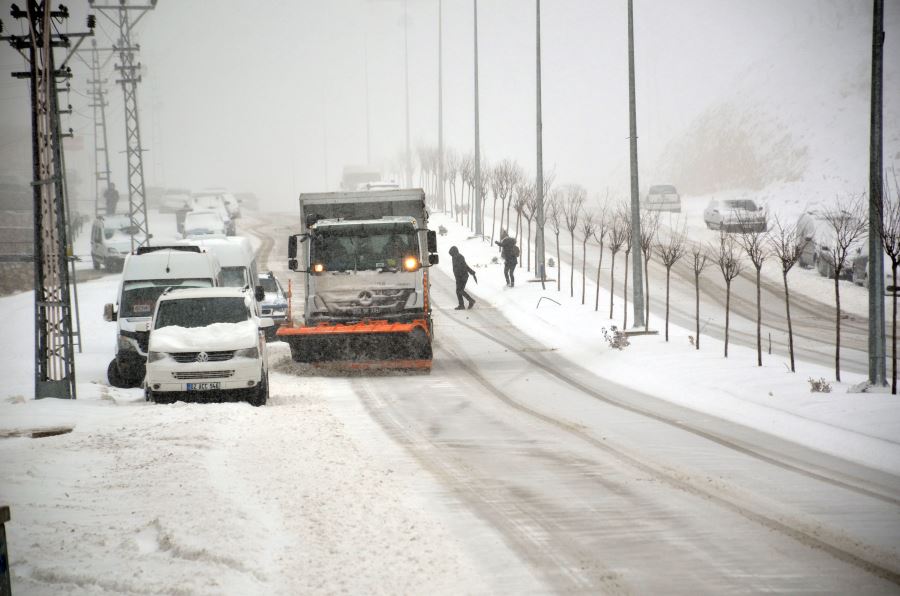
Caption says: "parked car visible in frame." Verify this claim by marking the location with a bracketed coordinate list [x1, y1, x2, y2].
[182, 210, 228, 239]
[90, 214, 143, 272]
[145, 286, 272, 406]
[257, 271, 288, 341]
[796, 208, 824, 269]
[191, 194, 236, 235]
[159, 188, 192, 213]
[801, 208, 866, 279]
[642, 184, 681, 212]
[703, 198, 768, 232]
[852, 252, 898, 293]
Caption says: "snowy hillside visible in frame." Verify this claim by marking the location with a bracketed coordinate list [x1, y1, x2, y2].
[654, 6, 899, 206]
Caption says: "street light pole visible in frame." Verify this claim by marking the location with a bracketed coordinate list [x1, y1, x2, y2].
[868, 0, 886, 386]
[627, 0, 645, 328]
[473, 0, 483, 235]
[437, 0, 444, 211]
[535, 0, 546, 284]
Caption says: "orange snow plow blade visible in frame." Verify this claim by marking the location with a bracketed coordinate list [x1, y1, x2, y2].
[277, 320, 432, 369]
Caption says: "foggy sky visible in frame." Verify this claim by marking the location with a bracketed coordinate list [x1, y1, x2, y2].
[0, 0, 897, 213]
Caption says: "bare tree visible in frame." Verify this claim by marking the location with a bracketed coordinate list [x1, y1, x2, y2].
[445, 149, 459, 218]
[736, 215, 770, 366]
[459, 154, 473, 226]
[593, 202, 610, 312]
[607, 208, 629, 318]
[639, 210, 660, 331]
[561, 185, 586, 298]
[714, 231, 743, 358]
[769, 216, 805, 372]
[512, 183, 528, 259]
[580, 211, 596, 304]
[521, 182, 537, 271]
[821, 194, 868, 381]
[690, 245, 710, 349]
[623, 209, 633, 329]
[488, 165, 502, 242]
[655, 221, 687, 341]
[878, 170, 900, 394]
[547, 193, 562, 292]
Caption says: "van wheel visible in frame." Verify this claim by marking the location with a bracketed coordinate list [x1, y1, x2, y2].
[248, 372, 268, 407]
[107, 359, 128, 388]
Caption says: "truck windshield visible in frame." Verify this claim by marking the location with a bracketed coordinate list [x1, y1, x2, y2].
[312, 223, 419, 272]
[121, 278, 213, 318]
[154, 297, 250, 329]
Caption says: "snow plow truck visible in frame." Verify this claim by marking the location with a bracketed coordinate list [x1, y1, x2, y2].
[278, 189, 439, 370]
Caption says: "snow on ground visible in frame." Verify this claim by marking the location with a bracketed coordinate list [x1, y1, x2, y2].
[432, 212, 900, 476]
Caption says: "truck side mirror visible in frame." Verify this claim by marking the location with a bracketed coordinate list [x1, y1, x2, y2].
[103, 303, 117, 322]
[255, 285, 265, 303]
[427, 230, 437, 253]
[429, 254, 439, 265]
[288, 235, 297, 259]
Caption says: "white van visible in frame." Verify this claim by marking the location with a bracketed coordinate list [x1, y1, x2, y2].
[180, 236, 258, 288]
[90, 214, 144, 272]
[103, 245, 222, 388]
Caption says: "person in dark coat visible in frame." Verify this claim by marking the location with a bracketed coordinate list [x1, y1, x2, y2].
[449, 245, 477, 310]
[104, 183, 119, 215]
[495, 235, 519, 287]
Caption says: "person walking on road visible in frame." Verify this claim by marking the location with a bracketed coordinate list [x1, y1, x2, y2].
[449, 245, 477, 310]
[104, 183, 119, 215]
[495, 235, 519, 287]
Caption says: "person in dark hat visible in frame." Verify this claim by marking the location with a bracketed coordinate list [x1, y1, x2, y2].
[448, 245, 477, 310]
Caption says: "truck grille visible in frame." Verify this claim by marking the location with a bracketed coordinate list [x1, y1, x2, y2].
[327, 288, 414, 316]
[172, 370, 234, 380]
[171, 351, 234, 363]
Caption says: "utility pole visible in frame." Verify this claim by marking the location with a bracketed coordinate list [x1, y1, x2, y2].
[868, 0, 886, 386]
[627, 0, 645, 328]
[364, 33, 371, 166]
[535, 0, 546, 285]
[403, 0, 412, 187]
[89, 0, 156, 251]
[473, 0, 483, 236]
[2, 1, 95, 399]
[83, 39, 113, 217]
[437, 0, 444, 212]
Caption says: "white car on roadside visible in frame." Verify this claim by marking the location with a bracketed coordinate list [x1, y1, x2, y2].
[703, 198, 768, 232]
[145, 286, 272, 406]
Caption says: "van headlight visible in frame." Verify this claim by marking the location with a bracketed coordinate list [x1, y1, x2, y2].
[234, 347, 259, 359]
[147, 351, 166, 363]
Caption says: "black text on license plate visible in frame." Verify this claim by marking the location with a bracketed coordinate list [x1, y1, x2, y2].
[187, 382, 220, 391]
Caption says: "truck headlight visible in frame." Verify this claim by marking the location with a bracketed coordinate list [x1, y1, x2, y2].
[402, 256, 420, 271]
[147, 351, 167, 363]
[234, 347, 259, 359]
[312, 263, 325, 273]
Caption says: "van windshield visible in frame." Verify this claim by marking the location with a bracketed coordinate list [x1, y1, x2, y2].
[154, 297, 250, 329]
[121, 278, 213, 318]
[220, 266, 249, 287]
[311, 223, 419, 272]
[259, 277, 279, 293]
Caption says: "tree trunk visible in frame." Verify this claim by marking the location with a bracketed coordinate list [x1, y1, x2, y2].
[595, 243, 604, 311]
[783, 271, 795, 372]
[835, 275, 841, 382]
[756, 266, 762, 367]
[665, 266, 671, 341]
[526, 219, 532, 272]
[609, 252, 617, 318]
[623, 248, 630, 329]
[644, 256, 650, 331]
[570, 231, 576, 297]
[490, 197, 498, 243]
[498, 198, 506, 236]
[893, 262, 898, 394]
[725, 279, 731, 358]
[581, 240, 587, 304]
[556, 232, 561, 292]
[695, 271, 700, 350]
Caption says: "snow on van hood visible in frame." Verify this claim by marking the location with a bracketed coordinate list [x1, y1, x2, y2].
[149, 320, 258, 353]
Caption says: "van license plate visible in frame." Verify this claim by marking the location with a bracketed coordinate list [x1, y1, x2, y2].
[186, 382, 220, 391]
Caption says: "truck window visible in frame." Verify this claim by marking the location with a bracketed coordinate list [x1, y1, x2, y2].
[312, 223, 419, 272]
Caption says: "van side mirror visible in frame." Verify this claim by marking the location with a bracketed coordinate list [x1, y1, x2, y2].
[288, 258, 298, 271]
[103, 303, 117, 322]
[255, 285, 265, 303]
[429, 254, 439, 265]
[427, 230, 437, 253]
